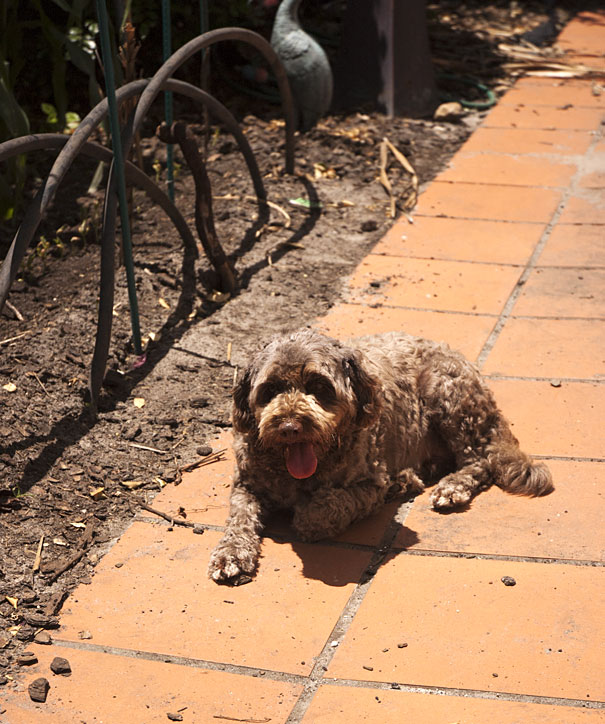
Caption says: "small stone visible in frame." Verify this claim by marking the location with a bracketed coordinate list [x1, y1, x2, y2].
[362, 664, 374, 671]
[15, 625, 35, 641]
[190, 397, 209, 409]
[193, 524, 205, 535]
[0, 675, 8, 685]
[361, 219, 379, 232]
[79, 630, 92, 640]
[161, 469, 176, 483]
[501, 576, 516, 587]
[34, 632, 53, 646]
[196, 444, 213, 457]
[28, 677, 50, 703]
[167, 714, 183, 722]
[24, 612, 58, 629]
[50, 656, 71, 676]
[434, 101, 464, 121]
[17, 652, 38, 666]
[397, 642, 408, 649]
[123, 423, 142, 441]
[550, 379, 562, 388]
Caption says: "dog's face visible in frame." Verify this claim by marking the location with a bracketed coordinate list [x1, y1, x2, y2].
[233, 330, 379, 479]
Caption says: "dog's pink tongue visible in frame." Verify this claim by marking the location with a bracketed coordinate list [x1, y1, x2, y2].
[285, 442, 317, 479]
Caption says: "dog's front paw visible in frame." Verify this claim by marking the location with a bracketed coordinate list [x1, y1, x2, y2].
[430, 475, 474, 510]
[207, 538, 258, 583]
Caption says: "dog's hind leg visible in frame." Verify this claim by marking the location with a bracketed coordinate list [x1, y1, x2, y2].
[430, 460, 491, 510]
[429, 414, 553, 511]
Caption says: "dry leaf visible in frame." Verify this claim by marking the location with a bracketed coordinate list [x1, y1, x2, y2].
[89, 486, 105, 500]
[207, 290, 230, 305]
[5, 596, 18, 610]
[52, 538, 68, 546]
[122, 480, 145, 490]
[70, 521, 86, 529]
[133, 397, 146, 408]
[158, 297, 170, 309]
[2, 382, 17, 392]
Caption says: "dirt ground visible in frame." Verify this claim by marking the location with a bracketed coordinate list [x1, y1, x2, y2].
[0, 0, 589, 686]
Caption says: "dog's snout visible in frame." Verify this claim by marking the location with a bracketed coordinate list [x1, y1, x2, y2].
[278, 419, 303, 441]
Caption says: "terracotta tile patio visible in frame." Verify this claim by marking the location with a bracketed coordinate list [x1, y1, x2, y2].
[2, 11, 603, 724]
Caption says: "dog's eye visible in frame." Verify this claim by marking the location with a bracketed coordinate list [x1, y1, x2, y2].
[305, 376, 336, 405]
[256, 381, 285, 406]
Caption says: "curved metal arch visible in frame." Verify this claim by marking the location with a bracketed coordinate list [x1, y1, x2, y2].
[0, 77, 267, 312]
[131, 28, 296, 175]
[0, 133, 196, 251]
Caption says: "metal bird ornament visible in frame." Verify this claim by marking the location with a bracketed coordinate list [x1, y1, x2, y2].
[270, 0, 333, 131]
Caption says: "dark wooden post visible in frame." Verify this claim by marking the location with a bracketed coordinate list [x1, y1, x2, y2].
[333, 0, 438, 118]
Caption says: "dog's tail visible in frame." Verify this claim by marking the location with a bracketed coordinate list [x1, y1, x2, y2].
[487, 441, 553, 497]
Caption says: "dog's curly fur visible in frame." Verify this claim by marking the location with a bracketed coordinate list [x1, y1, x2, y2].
[208, 329, 553, 582]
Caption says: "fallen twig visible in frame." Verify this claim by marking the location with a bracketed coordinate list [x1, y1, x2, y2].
[33, 534, 44, 573]
[179, 448, 227, 473]
[128, 442, 168, 455]
[5, 300, 24, 321]
[244, 195, 291, 228]
[28, 371, 50, 397]
[137, 501, 195, 529]
[44, 520, 96, 584]
[213, 716, 271, 723]
[0, 330, 31, 347]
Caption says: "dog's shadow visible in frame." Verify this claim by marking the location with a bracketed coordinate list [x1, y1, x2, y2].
[263, 506, 421, 587]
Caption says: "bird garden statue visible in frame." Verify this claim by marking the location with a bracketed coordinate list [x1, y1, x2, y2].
[270, 0, 333, 131]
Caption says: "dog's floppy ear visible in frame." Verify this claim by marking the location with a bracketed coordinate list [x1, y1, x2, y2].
[232, 367, 255, 433]
[342, 351, 380, 428]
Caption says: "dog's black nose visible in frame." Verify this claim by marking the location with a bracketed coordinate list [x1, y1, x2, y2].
[278, 420, 302, 441]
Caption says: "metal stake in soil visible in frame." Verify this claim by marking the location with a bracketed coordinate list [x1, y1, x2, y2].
[95, 0, 142, 355]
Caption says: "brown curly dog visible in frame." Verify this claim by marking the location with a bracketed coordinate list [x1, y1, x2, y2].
[208, 329, 553, 582]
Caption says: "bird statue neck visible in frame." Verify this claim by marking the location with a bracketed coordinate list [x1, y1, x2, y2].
[275, 0, 303, 29]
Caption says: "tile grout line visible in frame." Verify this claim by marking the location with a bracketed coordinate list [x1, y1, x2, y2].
[475, 123, 605, 370]
[320, 677, 605, 709]
[283, 501, 417, 723]
[50, 638, 307, 685]
[49, 639, 605, 710]
[334, 300, 605, 322]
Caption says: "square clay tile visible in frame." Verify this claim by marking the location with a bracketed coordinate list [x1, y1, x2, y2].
[557, 192, 605, 224]
[482, 317, 605, 379]
[460, 128, 593, 156]
[538, 224, 605, 267]
[500, 78, 605, 109]
[315, 304, 494, 362]
[437, 153, 577, 188]
[396, 459, 604, 562]
[58, 524, 371, 676]
[482, 103, 605, 131]
[372, 216, 544, 265]
[512, 267, 605, 319]
[151, 429, 234, 527]
[487, 379, 604, 459]
[345, 256, 521, 315]
[557, 11, 605, 56]
[303, 683, 605, 724]
[414, 182, 562, 223]
[327, 555, 605, 700]
[3, 645, 302, 724]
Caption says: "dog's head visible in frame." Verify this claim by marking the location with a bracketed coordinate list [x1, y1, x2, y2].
[232, 329, 380, 479]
